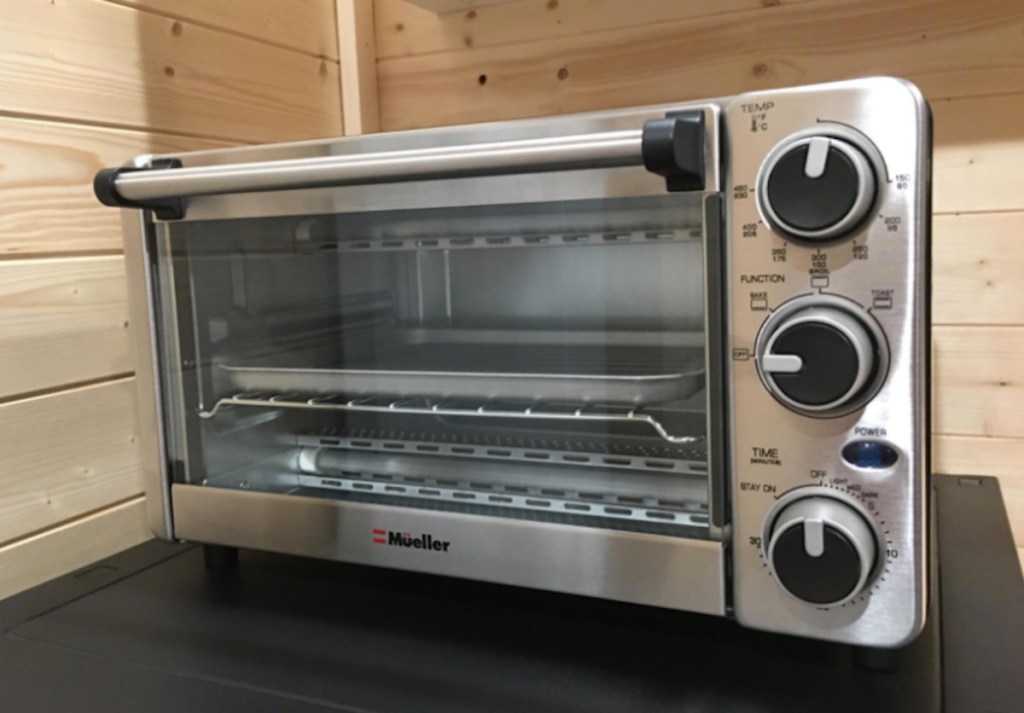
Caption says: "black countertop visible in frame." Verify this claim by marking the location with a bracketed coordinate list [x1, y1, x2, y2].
[0, 474, 1021, 712]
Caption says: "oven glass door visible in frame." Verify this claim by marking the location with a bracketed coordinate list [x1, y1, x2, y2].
[155, 192, 713, 539]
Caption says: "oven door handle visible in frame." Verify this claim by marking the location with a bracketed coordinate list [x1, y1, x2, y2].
[93, 113, 705, 220]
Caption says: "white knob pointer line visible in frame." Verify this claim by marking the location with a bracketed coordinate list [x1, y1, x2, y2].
[759, 353, 804, 374]
[802, 518, 826, 558]
[803, 137, 832, 179]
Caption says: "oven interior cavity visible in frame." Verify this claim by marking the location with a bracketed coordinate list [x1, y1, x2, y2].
[160, 194, 712, 536]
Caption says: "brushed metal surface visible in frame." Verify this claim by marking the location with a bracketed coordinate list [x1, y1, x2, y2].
[725, 77, 929, 646]
[172, 484, 726, 616]
[121, 206, 174, 540]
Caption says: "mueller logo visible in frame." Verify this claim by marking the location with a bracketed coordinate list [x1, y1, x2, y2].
[372, 528, 451, 552]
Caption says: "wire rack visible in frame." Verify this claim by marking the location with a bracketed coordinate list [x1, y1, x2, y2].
[199, 390, 705, 445]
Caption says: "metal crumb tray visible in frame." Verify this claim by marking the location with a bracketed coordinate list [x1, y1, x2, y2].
[220, 329, 706, 405]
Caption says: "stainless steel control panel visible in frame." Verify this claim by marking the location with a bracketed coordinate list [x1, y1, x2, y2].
[724, 78, 930, 646]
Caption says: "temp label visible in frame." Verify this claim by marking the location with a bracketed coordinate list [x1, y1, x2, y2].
[740, 101, 774, 133]
[740, 101, 776, 113]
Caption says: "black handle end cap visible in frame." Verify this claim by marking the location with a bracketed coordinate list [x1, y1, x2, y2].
[92, 158, 186, 220]
[642, 112, 706, 192]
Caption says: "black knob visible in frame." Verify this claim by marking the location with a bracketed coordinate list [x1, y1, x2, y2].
[772, 524, 864, 604]
[766, 497, 878, 606]
[757, 304, 881, 415]
[759, 136, 876, 240]
[771, 321, 861, 406]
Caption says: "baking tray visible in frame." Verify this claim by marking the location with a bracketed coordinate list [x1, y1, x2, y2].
[220, 329, 705, 405]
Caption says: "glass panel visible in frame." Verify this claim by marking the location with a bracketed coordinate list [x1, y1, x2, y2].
[157, 195, 711, 537]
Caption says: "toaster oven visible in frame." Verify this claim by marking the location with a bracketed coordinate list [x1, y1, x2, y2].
[95, 77, 930, 647]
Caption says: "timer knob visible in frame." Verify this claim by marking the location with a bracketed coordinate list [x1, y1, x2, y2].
[756, 298, 887, 416]
[766, 496, 878, 606]
[758, 135, 877, 241]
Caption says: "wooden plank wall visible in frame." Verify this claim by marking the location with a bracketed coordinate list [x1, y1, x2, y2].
[372, 0, 1024, 570]
[0, 0, 342, 600]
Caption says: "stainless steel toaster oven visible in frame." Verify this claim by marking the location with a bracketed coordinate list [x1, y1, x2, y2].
[96, 77, 930, 647]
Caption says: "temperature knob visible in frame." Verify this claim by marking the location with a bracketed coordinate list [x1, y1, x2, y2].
[756, 297, 888, 416]
[758, 135, 877, 241]
[766, 496, 878, 606]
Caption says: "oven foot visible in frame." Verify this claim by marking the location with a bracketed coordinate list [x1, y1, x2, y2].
[203, 544, 239, 570]
[851, 645, 899, 672]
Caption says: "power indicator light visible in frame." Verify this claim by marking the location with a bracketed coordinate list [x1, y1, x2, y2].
[841, 440, 899, 469]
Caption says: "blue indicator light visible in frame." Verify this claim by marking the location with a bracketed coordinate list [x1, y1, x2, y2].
[842, 440, 899, 469]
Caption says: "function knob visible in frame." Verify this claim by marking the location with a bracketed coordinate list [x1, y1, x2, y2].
[766, 496, 879, 606]
[758, 135, 877, 241]
[755, 297, 888, 417]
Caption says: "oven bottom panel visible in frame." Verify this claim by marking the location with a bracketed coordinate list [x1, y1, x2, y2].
[171, 484, 726, 616]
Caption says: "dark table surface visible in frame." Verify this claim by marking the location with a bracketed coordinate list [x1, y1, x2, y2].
[0, 474, 1021, 712]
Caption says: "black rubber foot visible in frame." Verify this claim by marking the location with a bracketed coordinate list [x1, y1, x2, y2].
[852, 645, 900, 672]
[203, 545, 239, 570]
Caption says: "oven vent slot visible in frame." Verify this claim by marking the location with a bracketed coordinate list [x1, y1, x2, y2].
[294, 228, 701, 254]
[294, 429, 707, 476]
[293, 439, 709, 531]
[294, 471, 708, 530]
